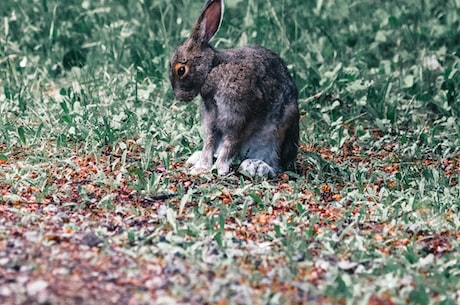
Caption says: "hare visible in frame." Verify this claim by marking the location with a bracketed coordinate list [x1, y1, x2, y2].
[170, 0, 299, 177]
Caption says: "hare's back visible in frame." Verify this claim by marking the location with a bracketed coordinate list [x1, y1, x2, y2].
[221, 46, 292, 79]
[203, 46, 295, 102]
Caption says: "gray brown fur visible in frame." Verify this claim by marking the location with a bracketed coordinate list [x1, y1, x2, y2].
[170, 0, 299, 177]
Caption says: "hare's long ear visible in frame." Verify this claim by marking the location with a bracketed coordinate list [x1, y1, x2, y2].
[190, 0, 224, 45]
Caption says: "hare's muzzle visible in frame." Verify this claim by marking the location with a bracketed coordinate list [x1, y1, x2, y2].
[172, 87, 199, 102]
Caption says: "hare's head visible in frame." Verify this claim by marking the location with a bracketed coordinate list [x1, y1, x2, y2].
[170, 0, 224, 102]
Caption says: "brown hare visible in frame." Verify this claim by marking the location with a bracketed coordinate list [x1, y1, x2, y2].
[170, 0, 299, 177]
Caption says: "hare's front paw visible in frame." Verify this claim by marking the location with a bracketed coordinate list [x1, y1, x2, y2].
[214, 159, 231, 176]
[190, 164, 210, 175]
[186, 151, 211, 175]
[186, 151, 202, 166]
[239, 159, 276, 178]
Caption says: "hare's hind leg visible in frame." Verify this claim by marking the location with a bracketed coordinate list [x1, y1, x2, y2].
[279, 102, 300, 170]
[238, 130, 280, 177]
[239, 159, 276, 177]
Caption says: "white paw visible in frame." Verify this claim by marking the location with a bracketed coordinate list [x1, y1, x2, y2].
[186, 151, 202, 166]
[190, 164, 210, 175]
[238, 159, 276, 177]
[214, 160, 231, 176]
[186, 151, 211, 175]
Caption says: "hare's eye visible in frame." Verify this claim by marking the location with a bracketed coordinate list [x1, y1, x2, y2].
[175, 63, 189, 78]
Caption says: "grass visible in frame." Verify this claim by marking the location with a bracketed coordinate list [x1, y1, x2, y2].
[0, 0, 459, 304]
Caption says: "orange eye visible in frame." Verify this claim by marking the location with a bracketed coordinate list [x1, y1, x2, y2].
[174, 63, 189, 78]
